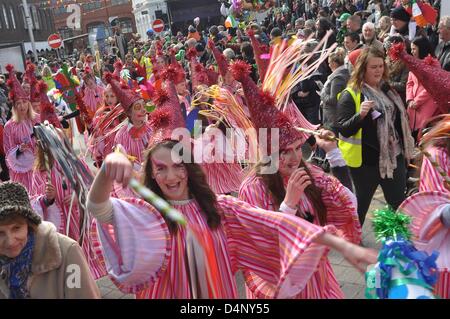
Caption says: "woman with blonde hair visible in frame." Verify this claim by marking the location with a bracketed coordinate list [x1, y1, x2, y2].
[377, 16, 391, 43]
[41, 65, 55, 91]
[2, 65, 38, 192]
[336, 46, 414, 225]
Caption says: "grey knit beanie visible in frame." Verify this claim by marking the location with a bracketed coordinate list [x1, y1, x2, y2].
[0, 182, 42, 225]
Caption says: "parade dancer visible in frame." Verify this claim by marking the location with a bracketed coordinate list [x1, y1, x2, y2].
[232, 60, 361, 298]
[419, 115, 450, 193]
[88, 83, 126, 167]
[23, 61, 40, 114]
[82, 69, 105, 120]
[86, 70, 377, 298]
[3, 65, 38, 192]
[104, 72, 152, 198]
[397, 114, 450, 298]
[399, 190, 450, 298]
[30, 81, 106, 279]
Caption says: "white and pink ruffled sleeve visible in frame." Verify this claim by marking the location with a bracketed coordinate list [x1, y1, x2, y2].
[3, 122, 34, 173]
[218, 195, 336, 299]
[90, 197, 171, 294]
[315, 171, 362, 244]
[30, 194, 62, 231]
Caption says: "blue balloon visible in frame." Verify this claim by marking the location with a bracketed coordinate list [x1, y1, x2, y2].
[147, 28, 154, 35]
[388, 285, 409, 299]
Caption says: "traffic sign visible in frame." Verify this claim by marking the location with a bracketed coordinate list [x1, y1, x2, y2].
[152, 19, 165, 33]
[48, 34, 63, 49]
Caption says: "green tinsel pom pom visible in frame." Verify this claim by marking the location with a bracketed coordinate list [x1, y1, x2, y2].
[371, 206, 412, 242]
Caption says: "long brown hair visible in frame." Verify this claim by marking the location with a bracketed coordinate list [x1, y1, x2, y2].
[34, 143, 54, 171]
[253, 158, 328, 226]
[420, 114, 450, 156]
[143, 140, 221, 233]
[348, 47, 389, 92]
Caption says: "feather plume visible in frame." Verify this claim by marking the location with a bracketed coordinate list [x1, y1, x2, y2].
[5, 64, 14, 73]
[149, 108, 172, 129]
[153, 88, 170, 106]
[388, 42, 406, 61]
[230, 60, 252, 82]
[36, 80, 49, 94]
[186, 48, 198, 61]
[104, 72, 114, 84]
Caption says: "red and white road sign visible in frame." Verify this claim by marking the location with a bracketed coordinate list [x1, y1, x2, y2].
[48, 34, 63, 49]
[152, 19, 165, 33]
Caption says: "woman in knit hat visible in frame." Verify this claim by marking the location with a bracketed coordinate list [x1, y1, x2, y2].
[85, 67, 377, 299]
[0, 182, 100, 299]
[389, 5, 425, 43]
[2, 64, 39, 192]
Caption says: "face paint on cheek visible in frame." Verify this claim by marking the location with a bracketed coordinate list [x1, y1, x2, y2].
[178, 166, 187, 179]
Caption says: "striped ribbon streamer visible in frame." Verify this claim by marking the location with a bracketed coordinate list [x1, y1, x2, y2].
[294, 127, 340, 142]
[128, 178, 187, 226]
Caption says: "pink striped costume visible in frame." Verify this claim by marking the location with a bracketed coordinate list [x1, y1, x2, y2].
[419, 146, 449, 193]
[238, 165, 362, 298]
[399, 191, 450, 299]
[410, 146, 450, 298]
[30, 163, 107, 280]
[82, 85, 105, 119]
[87, 106, 122, 164]
[3, 118, 38, 192]
[112, 122, 152, 198]
[93, 195, 338, 298]
[194, 125, 244, 194]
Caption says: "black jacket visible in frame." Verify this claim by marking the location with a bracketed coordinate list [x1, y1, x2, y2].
[321, 66, 350, 132]
[336, 87, 405, 166]
[291, 72, 322, 111]
[435, 41, 450, 72]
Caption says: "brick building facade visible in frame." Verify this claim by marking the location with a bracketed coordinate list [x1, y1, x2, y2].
[53, 0, 136, 53]
[0, 0, 56, 47]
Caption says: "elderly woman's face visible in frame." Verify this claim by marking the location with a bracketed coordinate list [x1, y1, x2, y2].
[0, 218, 29, 258]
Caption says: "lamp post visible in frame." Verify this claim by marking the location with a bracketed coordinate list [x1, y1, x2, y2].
[22, 0, 38, 63]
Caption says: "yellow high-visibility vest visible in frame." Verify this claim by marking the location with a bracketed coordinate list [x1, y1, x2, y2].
[338, 87, 363, 168]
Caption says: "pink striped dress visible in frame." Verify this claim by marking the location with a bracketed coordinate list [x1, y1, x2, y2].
[194, 125, 245, 194]
[419, 146, 449, 193]
[3, 118, 38, 192]
[113, 122, 152, 198]
[238, 165, 362, 298]
[399, 191, 450, 299]
[94, 195, 337, 298]
[415, 146, 450, 298]
[87, 107, 121, 164]
[82, 86, 105, 118]
[114, 122, 152, 164]
[30, 163, 107, 280]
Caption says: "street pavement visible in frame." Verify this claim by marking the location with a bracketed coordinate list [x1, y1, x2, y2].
[96, 188, 386, 299]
